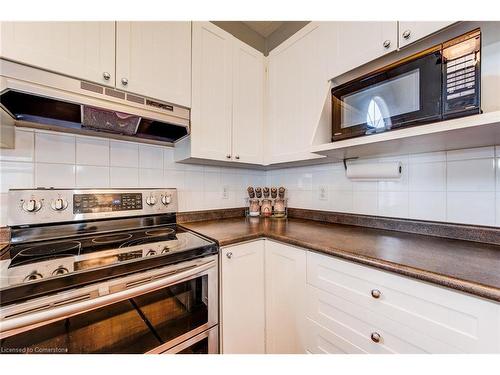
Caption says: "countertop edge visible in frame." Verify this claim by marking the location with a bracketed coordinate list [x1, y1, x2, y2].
[184, 226, 500, 304]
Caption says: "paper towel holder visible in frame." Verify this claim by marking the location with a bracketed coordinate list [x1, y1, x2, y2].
[343, 157, 359, 171]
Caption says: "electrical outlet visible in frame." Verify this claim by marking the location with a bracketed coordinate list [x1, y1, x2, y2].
[222, 185, 229, 199]
[319, 185, 328, 201]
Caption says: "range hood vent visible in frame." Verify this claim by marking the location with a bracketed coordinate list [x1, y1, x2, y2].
[0, 59, 190, 146]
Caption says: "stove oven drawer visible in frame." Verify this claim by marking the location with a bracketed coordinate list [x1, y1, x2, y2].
[0, 257, 218, 354]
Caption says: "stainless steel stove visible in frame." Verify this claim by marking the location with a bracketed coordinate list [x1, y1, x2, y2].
[0, 188, 219, 354]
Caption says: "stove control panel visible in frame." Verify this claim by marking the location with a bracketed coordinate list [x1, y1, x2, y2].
[73, 193, 143, 214]
[8, 188, 178, 226]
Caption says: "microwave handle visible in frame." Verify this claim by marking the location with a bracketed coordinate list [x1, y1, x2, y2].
[0, 260, 215, 337]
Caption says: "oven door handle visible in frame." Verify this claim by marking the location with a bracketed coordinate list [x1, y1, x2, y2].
[0, 260, 215, 337]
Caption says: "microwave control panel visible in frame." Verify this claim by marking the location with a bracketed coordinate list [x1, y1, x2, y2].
[442, 29, 481, 116]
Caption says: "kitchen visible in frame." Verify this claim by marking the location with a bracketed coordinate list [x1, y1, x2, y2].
[0, 0, 499, 373]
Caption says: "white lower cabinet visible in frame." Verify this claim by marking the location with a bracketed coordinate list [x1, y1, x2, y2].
[264, 240, 306, 353]
[220, 240, 265, 354]
[220, 240, 500, 354]
[306, 251, 500, 354]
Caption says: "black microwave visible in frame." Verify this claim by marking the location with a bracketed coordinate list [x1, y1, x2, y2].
[331, 29, 481, 142]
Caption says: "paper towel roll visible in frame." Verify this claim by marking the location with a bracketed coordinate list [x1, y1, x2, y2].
[346, 162, 402, 180]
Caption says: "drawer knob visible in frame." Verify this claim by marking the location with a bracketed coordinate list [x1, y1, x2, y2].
[371, 289, 381, 299]
[371, 332, 381, 343]
[226, 252, 233, 259]
[403, 29, 411, 40]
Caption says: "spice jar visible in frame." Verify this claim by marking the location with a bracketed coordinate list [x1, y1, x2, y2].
[261, 199, 272, 217]
[249, 199, 260, 217]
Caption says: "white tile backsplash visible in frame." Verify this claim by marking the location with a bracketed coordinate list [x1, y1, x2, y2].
[0, 161, 34, 192]
[139, 145, 164, 169]
[35, 132, 75, 164]
[76, 165, 110, 188]
[35, 163, 75, 188]
[4, 128, 500, 228]
[76, 136, 109, 166]
[447, 159, 495, 192]
[0, 129, 34, 162]
[266, 145, 500, 227]
[447, 192, 496, 226]
[110, 167, 139, 188]
[110, 141, 139, 167]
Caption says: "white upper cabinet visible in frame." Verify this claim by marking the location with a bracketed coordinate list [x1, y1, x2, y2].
[181, 22, 265, 164]
[116, 22, 192, 107]
[329, 21, 398, 78]
[398, 21, 455, 48]
[190, 22, 234, 161]
[0, 22, 115, 85]
[232, 40, 264, 164]
[267, 22, 331, 164]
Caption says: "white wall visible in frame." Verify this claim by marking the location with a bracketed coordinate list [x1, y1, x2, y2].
[0, 127, 265, 226]
[267, 145, 500, 227]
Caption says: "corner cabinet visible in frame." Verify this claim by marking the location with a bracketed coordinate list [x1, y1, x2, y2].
[265, 240, 306, 354]
[177, 22, 264, 165]
[220, 241, 265, 354]
[116, 22, 191, 107]
[266, 23, 331, 164]
[0, 22, 116, 86]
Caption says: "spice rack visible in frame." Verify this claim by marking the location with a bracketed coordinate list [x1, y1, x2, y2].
[245, 186, 287, 219]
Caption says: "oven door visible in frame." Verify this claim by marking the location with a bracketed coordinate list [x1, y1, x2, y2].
[0, 256, 218, 354]
[331, 50, 443, 141]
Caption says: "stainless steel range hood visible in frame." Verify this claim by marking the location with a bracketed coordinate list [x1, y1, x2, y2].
[0, 59, 190, 146]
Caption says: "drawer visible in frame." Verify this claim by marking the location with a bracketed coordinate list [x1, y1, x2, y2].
[304, 317, 367, 354]
[306, 284, 459, 353]
[307, 251, 500, 353]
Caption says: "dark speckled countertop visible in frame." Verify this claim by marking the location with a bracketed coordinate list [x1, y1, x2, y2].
[181, 217, 500, 303]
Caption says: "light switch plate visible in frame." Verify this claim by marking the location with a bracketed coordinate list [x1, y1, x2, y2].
[222, 185, 229, 199]
[319, 185, 328, 201]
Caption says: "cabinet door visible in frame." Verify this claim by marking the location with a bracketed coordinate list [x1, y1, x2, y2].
[267, 22, 331, 164]
[399, 22, 455, 48]
[330, 21, 398, 78]
[221, 241, 265, 354]
[232, 40, 264, 164]
[265, 241, 306, 353]
[0, 22, 115, 85]
[116, 22, 191, 107]
[190, 22, 233, 161]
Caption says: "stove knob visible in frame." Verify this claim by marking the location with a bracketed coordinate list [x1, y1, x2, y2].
[24, 271, 43, 282]
[161, 194, 172, 206]
[51, 198, 68, 211]
[146, 249, 157, 256]
[146, 195, 157, 206]
[52, 266, 69, 276]
[161, 246, 170, 254]
[22, 199, 42, 213]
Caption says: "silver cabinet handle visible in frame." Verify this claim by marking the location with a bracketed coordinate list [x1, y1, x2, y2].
[121, 78, 129, 86]
[371, 332, 381, 343]
[226, 252, 233, 259]
[226, 154, 231, 159]
[383, 40, 391, 49]
[402, 29, 411, 39]
[103, 72, 111, 81]
[371, 289, 381, 299]
[235, 155, 240, 160]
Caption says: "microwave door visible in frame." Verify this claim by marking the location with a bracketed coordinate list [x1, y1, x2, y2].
[332, 50, 443, 141]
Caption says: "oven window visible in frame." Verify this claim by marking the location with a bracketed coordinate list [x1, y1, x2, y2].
[0, 300, 161, 354]
[340, 69, 420, 129]
[0, 275, 210, 354]
[133, 275, 209, 343]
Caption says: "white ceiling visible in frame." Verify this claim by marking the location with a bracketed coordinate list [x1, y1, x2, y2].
[242, 21, 285, 38]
